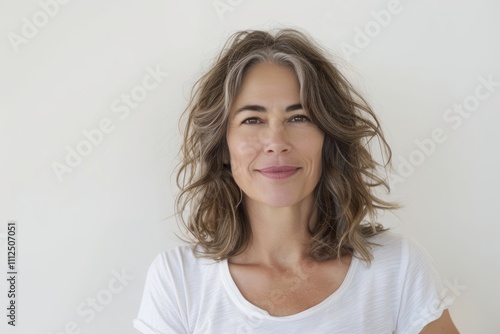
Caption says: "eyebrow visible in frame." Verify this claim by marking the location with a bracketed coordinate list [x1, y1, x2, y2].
[235, 103, 303, 114]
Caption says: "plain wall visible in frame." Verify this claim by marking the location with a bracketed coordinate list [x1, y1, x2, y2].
[1, 0, 499, 333]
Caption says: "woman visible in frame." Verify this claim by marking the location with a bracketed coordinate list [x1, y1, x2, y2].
[134, 28, 459, 333]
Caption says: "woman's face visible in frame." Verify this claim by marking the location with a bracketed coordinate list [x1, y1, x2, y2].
[226, 62, 324, 208]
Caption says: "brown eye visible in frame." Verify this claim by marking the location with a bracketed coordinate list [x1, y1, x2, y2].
[242, 117, 262, 124]
[290, 115, 310, 123]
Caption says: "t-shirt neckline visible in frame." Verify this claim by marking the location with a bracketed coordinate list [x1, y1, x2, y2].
[219, 251, 359, 321]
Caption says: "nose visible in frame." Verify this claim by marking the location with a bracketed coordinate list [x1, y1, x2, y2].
[262, 125, 291, 155]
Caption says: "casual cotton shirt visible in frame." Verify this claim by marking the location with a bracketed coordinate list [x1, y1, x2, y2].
[133, 231, 453, 333]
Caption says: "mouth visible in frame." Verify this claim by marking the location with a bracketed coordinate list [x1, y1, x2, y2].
[257, 166, 300, 180]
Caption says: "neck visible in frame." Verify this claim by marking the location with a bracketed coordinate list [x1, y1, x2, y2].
[236, 195, 316, 268]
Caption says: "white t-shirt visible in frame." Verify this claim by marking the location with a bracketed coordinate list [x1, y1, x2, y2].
[133, 231, 453, 334]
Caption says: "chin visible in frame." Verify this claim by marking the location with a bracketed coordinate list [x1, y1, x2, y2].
[255, 193, 306, 209]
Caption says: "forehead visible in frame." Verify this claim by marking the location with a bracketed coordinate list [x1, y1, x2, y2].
[231, 62, 300, 106]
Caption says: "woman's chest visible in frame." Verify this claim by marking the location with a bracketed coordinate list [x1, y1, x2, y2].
[228, 257, 352, 317]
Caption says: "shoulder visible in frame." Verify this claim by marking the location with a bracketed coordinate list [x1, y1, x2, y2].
[153, 244, 201, 264]
[362, 231, 453, 333]
[364, 230, 434, 265]
[150, 244, 216, 269]
[356, 230, 441, 282]
[146, 244, 220, 283]
[136, 245, 220, 333]
[366, 229, 419, 248]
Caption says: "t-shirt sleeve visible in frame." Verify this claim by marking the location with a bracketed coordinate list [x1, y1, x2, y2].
[133, 251, 189, 334]
[394, 236, 454, 334]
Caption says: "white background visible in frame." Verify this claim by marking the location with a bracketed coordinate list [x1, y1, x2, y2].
[1, 0, 499, 333]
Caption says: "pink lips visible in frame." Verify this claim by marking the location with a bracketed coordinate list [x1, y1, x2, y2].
[258, 166, 299, 179]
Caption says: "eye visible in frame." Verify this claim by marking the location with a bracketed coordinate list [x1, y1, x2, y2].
[289, 115, 310, 123]
[242, 117, 262, 125]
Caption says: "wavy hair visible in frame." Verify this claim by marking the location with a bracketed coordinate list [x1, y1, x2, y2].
[176, 28, 400, 264]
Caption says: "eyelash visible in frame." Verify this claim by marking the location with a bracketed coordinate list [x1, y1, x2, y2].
[290, 115, 310, 123]
[242, 115, 311, 124]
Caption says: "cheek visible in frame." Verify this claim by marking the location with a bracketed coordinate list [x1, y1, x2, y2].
[237, 137, 260, 154]
[299, 133, 324, 179]
[227, 133, 261, 172]
[228, 132, 261, 158]
[295, 131, 324, 159]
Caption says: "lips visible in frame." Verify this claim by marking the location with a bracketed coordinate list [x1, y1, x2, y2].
[257, 166, 300, 179]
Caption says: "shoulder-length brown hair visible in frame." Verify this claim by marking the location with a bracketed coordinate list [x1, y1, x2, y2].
[176, 27, 399, 265]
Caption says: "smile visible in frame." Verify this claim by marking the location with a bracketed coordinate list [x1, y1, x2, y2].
[257, 166, 300, 180]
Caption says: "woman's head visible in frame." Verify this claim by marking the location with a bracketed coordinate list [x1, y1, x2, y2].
[177, 28, 399, 264]
[226, 61, 325, 210]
